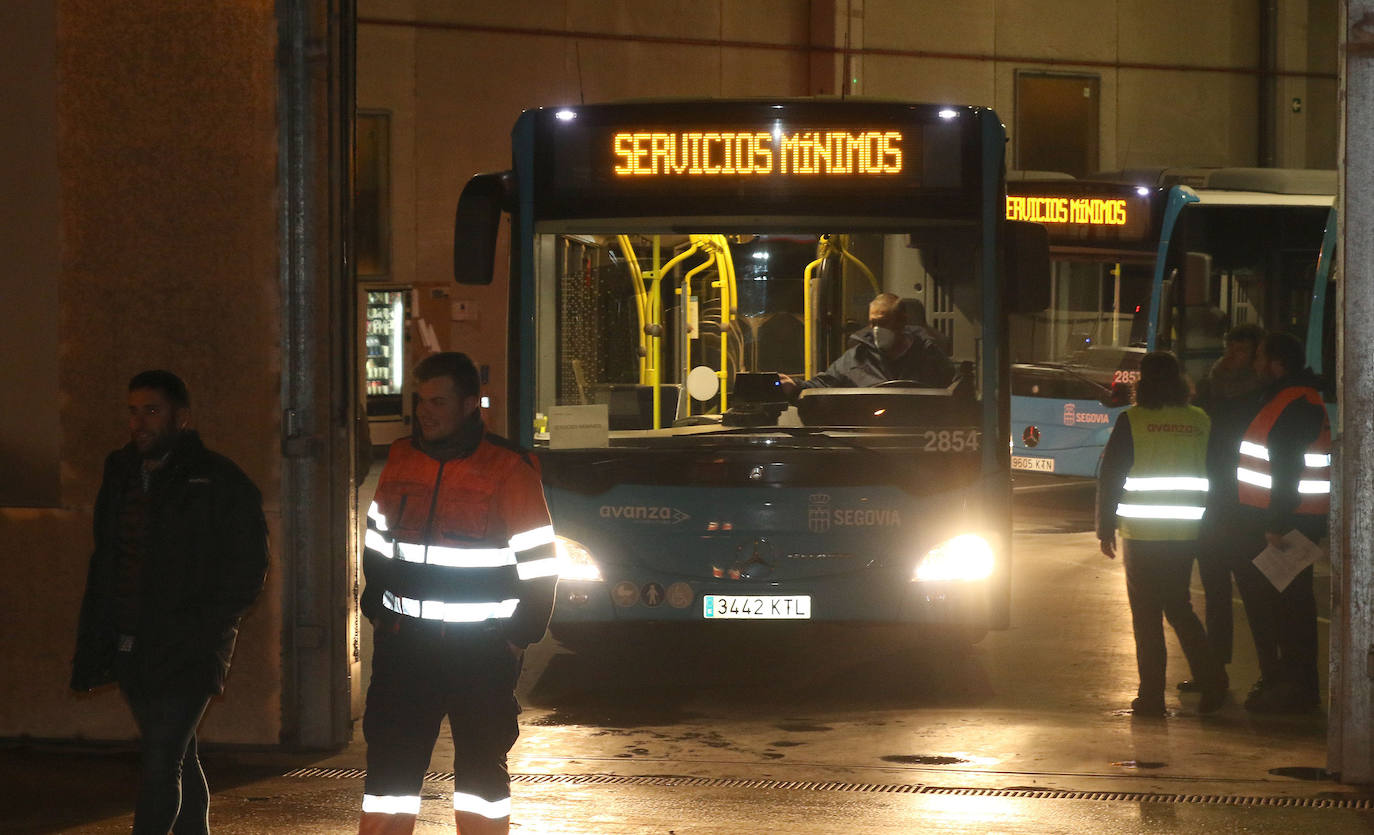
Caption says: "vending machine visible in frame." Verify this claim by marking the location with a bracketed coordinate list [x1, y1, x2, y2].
[361, 284, 412, 445]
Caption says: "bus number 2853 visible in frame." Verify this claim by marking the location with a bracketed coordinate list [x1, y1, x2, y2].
[921, 429, 980, 452]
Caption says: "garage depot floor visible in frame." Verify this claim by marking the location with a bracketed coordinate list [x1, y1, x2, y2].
[8, 479, 1364, 834]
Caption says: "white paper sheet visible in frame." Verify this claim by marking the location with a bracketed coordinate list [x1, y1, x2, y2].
[548, 404, 609, 450]
[1252, 530, 1323, 592]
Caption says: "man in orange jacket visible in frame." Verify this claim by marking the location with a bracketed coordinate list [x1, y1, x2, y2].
[1231, 332, 1331, 713]
[357, 352, 558, 835]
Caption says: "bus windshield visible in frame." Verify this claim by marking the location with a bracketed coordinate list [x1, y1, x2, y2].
[1005, 179, 1161, 384]
[1159, 199, 1331, 384]
[532, 228, 983, 449]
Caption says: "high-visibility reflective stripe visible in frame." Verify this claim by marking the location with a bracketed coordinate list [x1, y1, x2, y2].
[1122, 476, 1209, 492]
[1239, 444, 1329, 470]
[509, 524, 556, 553]
[1116, 503, 1206, 520]
[381, 591, 420, 617]
[516, 556, 560, 580]
[365, 529, 392, 555]
[426, 544, 515, 568]
[382, 541, 519, 567]
[382, 593, 519, 622]
[362, 794, 421, 815]
[1237, 467, 1273, 489]
[1299, 479, 1332, 494]
[367, 501, 389, 532]
[453, 792, 511, 819]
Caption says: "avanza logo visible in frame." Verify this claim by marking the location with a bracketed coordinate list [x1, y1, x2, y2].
[1145, 422, 1202, 435]
[599, 505, 690, 524]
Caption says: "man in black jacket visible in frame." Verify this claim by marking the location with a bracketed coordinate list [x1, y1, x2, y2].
[1181, 323, 1266, 693]
[779, 293, 955, 398]
[71, 370, 269, 834]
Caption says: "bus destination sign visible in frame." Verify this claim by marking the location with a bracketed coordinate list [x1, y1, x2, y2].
[612, 130, 906, 178]
[1003, 185, 1158, 246]
[1005, 194, 1127, 226]
[536, 104, 975, 220]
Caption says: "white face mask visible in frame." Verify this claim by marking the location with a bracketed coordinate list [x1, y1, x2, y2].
[873, 325, 899, 352]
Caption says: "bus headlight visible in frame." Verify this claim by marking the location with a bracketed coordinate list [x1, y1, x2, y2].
[913, 534, 994, 582]
[555, 535, 603, 582]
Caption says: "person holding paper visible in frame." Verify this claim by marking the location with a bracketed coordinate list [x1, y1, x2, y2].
[1231, 331, 1331, 714]
[1097, 352, 1227, 716]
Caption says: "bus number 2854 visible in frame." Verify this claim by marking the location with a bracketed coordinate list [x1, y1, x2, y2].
[921, 429, 980, 452]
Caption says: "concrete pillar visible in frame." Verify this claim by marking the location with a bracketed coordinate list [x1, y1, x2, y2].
[278, 0, 358, 748]
[809, 0, 864, 97]
[1276, 0, 1311, 167]
[1329, 0, 1374, 784]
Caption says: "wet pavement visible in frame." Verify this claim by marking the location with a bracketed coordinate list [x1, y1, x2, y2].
[6, 478, 1368, 833]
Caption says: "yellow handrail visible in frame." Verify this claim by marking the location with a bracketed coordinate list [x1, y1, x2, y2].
[682, 248, 718, 414]
[828, 234, 880, 295]
[649, 236, 662, 429]
[709, 235, 737, 412]
[647, 240, 705, 428]
[802, 254, 824, 379]
[617, 235, 649, 383]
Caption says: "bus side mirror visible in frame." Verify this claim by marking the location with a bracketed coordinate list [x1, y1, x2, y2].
[1003, 220, 1051, 314]
[453, 171, 513, 285]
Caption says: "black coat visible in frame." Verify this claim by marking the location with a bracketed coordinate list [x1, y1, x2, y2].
[71, 432, 269, 695]
[798, 324, 955, 392]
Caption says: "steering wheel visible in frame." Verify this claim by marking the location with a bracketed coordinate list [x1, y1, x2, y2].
[875, 379, 922, 388]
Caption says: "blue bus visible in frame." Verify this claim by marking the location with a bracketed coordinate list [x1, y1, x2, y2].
[1006, 168, 1336, 478]
[453, 100, 1048, 643]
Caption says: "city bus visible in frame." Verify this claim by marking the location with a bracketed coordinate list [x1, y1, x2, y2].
[453, 100, 1048, 643]
[1006, 168, 1337, 478]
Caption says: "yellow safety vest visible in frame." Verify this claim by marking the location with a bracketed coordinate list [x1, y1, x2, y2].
[1117, 404, 1211, 541]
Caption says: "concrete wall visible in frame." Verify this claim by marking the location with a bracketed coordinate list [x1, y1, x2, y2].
[0, 1, 284, 744]
[357, 0, 1339, 435]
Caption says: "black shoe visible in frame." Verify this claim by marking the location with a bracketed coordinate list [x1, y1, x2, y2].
[1246, 682, 1317, 714]
[1132, 697, 1167, 716]
[1198, 687, 1228, 714]
[1244, 684, 1275, 712]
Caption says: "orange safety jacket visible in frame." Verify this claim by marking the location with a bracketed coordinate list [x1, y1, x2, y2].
[1236, 385, 1331, 517]
[362, 433, 558, 645]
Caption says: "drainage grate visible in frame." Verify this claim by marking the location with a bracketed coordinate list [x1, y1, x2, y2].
[280, 768, 1374, 810]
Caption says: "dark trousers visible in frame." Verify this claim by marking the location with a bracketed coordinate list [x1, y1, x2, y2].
[1123, 540, 1224, 701]
[117, 654, 213, 835]
[1222, 529, 1320, 697]
[363, 623, 523, 808]
[1197, 526, 1236, 666]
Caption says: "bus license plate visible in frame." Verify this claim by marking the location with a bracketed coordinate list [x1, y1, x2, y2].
[1011, 455, 1055, 472]
[703, 595, 811, 620]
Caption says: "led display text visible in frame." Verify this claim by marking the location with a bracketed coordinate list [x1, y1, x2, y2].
[1005, 195, 1128, 226]
[612, 130, 904, 177]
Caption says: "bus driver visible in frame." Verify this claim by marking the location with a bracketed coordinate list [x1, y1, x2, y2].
[779, 292, 955, 398]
